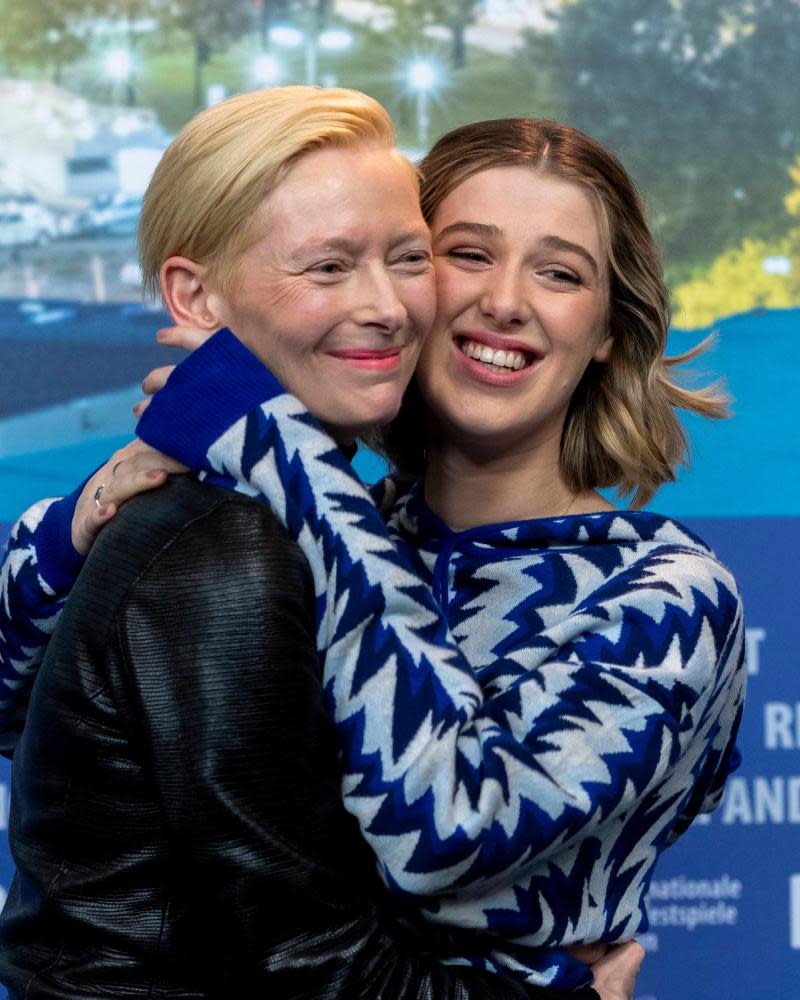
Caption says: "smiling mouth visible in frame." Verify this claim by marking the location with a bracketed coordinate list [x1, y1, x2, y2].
[328, 347, 403, 371]
[457, 337, 536, 372]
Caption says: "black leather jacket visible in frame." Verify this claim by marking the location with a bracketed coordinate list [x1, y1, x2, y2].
[0, 478, 597, 1000]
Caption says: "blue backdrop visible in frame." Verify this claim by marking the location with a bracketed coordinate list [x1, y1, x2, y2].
[0, 301, 798, 998]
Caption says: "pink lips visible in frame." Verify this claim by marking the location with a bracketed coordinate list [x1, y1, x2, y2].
[453, 335, 538, 385]
[328, 348, 403, 371]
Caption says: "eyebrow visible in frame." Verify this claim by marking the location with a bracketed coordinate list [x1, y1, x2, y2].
[290, 230, 430, 261]
[540, 235, 599, 276]
[434, 222, 502, 242]
[434, 222, 600, 276]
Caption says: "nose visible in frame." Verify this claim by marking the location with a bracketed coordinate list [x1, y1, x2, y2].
[478, 265, 532, 329]
[352, 264, 408, 335]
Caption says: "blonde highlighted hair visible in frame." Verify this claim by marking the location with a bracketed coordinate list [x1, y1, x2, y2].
[138, 86, 396, 299]
[381, 118, 728, 507]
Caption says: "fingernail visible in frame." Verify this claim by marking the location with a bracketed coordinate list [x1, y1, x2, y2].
[98, 505, 109, 516]
[147, 468, 165, 479]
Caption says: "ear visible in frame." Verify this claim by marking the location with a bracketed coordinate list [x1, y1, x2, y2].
[160, 256, 225, 331]
[593, 331, 614, 364]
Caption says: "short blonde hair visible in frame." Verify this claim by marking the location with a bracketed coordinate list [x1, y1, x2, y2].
[138, 86, 396, 298]
[380, 118, 728, 507]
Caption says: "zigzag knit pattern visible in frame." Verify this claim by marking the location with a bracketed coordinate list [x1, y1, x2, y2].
[0, 499, 66, 749]
[135, 331, 746, 988]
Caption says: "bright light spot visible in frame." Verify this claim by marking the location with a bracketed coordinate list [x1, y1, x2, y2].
[408, 60, 436, 91]
[206, 83, 227, 106]
[253, 53, 281, 85]
[763, 256, 793, 275]
[104, 48, 134, 81]
[269, 24, 304, 48]
[319, 28, 353, 51]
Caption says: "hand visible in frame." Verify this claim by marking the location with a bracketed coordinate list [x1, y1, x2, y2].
[71, 441, 187, 555]
[589, 941, 646, 1000]
[132, 324, 215, 418]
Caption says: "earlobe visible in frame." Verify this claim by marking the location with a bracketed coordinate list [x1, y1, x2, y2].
[593, 333, 614, 364]
[160, 256, 223, 331]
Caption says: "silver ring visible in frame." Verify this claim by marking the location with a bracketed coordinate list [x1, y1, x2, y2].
[94, 483, 107, 508]
[112, 460, 125, 477]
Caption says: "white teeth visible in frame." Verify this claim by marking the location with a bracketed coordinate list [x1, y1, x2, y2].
[460, 339, 529, 371]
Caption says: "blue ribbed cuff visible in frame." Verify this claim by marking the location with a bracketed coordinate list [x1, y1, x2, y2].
[36, 480, 88, 594]
[137, 328, 284, 469]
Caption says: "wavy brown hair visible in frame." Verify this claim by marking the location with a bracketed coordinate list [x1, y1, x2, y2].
[378, 118, 728, 507]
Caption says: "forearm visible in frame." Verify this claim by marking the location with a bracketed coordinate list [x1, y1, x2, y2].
[0, 493, 83, 750]
[137, 330, 745, 907]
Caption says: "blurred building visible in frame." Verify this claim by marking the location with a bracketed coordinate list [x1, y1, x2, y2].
[0, 79, 169, 208]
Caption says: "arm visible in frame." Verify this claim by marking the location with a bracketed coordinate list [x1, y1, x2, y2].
[111, 484, 590, 1000]
[0, 494, 82, 750]
[0, 445, 176, 750]
[138, 330, 745, 913]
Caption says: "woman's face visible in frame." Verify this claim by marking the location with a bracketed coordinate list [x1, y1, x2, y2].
[416, 166, 613, 459]
[211, 144, 435, 444]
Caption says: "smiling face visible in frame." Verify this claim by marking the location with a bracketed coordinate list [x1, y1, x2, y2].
[208, 143, 435, 444]
[415, 166, 613, 462]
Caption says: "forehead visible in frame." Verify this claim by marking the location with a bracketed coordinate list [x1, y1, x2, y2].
[432, 166, 605, 256]
[259, 144, 426, 246]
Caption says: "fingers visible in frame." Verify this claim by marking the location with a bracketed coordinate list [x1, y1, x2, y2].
[70, 442, 187, 556]
[72, 498, 118, 556]
[591, 941, 646, 1000]
[567, 942, 608, 965]
[133, 323, 211, 418]
[141, 364, 176, 397]
[134, 364, 177, 418]
[132, 396, 151, 419]
[155, 324, 215, 351]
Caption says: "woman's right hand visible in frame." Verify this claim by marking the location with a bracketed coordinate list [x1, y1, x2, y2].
[589, 941, 646, 1000]
[132, 324, 215, 418]
[72, 441, 187, 555]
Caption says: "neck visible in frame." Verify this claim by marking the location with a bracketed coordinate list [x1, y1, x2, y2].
[423, 432, 613, 532]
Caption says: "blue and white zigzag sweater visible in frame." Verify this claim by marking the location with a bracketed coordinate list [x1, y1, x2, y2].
[0, 328, 745, 988]
[0, 491, 85, 751]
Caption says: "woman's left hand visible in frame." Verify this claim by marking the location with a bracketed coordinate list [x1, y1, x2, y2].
[72, 441, 187, 555]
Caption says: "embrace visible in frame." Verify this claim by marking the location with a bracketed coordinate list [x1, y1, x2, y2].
[0, 86, 744, 1000]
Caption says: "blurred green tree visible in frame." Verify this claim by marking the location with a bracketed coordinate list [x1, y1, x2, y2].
[0, 0, 91, 82]
[167, 0, 255, 109]
[385, 0, 481, 69]
[672, 153, 800, 327]
[521, 0, 800, 272]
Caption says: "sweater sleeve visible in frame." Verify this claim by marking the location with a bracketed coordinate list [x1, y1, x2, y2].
[137, 330, 745, 917]
[0, 488, 85, 751]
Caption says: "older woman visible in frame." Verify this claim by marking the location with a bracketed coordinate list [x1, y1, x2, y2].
[0, 89, 613, 1000]
[0, 108, 742, 994]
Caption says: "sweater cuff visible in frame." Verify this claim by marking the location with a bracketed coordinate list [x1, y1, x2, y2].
[136, 328, 283, 469]
[36, 481, 88, 594]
